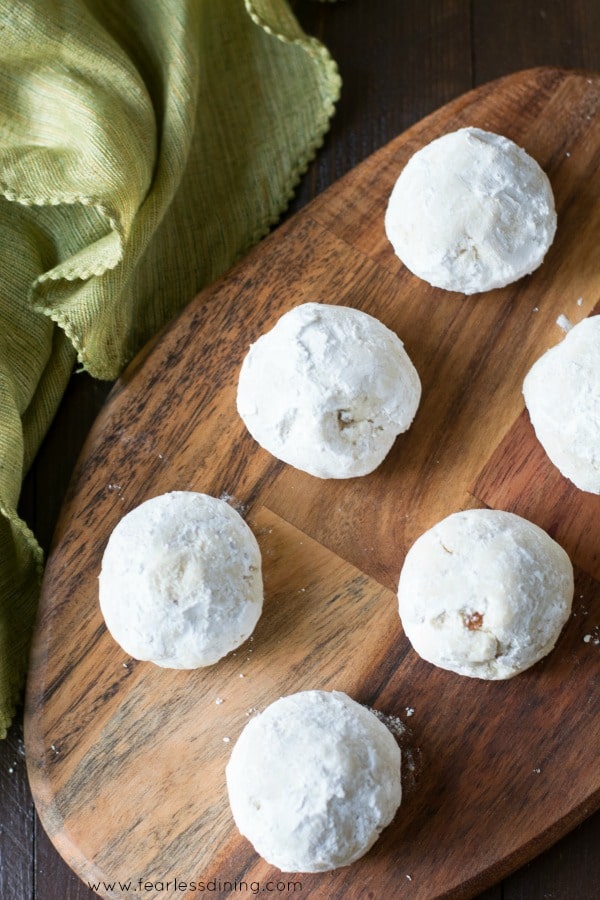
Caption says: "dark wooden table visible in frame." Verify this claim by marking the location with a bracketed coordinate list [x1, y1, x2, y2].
[1, 2, 598, 898]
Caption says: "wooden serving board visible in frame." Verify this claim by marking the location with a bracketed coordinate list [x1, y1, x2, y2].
[25, 68, 600, 900]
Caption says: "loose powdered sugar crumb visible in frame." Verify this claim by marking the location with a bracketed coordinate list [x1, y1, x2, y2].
[583, 625, 600, 645]
[369, 708, 407, 738]
[219, 492, 249, 516]
[367, 706, 423, 796]
[556, 313, 573, 332]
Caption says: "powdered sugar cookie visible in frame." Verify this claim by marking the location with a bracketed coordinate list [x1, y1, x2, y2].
[385, 127, 556, 294]
[523, 315, 600, 494]
[397, 508, 573, 679]
[236, 302, 421, 478]
[99, 491, 263, 668]
[226, 690, 401, 872]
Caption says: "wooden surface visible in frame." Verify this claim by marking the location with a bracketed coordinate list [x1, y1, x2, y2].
[23, 65, 600, 900]
[2, 3, 600, 899]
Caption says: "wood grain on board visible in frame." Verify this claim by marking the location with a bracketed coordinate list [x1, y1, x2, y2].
[25, 68, 600, 900]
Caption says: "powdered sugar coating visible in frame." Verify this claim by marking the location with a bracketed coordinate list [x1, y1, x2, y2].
[99, 491, 263, 668]
[385, 127, 557, 294]
[236, 302, 421, 478]
[226, 690, 401, 872]
[523, 316, 600, 494]
[398, 509, 573, 679]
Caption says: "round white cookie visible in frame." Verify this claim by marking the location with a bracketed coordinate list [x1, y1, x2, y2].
[226, 690, 401, 873]
[99, 491, 263, 668]
[236, 302, 421, 478]
[523, 315, 600, 494]
[385, 127, 557, 294]
[397, 509, 573, 680]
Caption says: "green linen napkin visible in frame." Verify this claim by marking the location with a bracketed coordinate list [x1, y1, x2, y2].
[0, 0, 340, 737]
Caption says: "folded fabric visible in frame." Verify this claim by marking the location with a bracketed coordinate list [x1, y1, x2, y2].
[0, 0, 340, 737]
